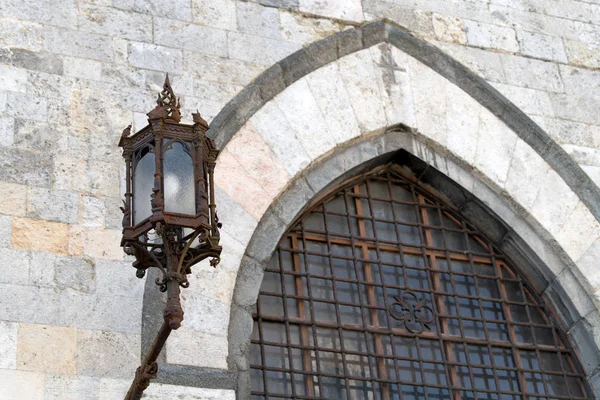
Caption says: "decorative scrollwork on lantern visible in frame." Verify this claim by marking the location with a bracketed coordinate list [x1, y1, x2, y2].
[389, 290, 435, 334]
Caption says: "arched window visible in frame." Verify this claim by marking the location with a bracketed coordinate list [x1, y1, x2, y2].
[250, 165, 590, 399]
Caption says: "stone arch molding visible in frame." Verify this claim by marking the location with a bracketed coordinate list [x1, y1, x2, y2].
[145, 20, 600, 396]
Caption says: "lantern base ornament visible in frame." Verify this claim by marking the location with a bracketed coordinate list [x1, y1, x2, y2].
[119, 76, 222, 399]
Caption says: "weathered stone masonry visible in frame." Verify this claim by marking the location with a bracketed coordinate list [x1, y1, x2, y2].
[1, 0, 600, 398]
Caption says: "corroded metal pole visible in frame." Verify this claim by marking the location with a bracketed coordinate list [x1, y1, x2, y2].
[124, 231, 184, 400]
[124, 321, 171, 400]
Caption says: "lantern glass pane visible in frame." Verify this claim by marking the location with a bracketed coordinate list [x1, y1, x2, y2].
[163, 141, 195, 215]
[133, 147, 155, 224]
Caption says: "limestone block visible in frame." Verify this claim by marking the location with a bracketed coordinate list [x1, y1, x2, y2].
[193, 80, 243, 104]
[0, 48, 64, 75]
[0, 17, 44, 51]
[26, 187, 78, 224]
[445, 83, 481, 164]
[76, 329, 140, 379]
[550, 93, 600, 125]
[44, 27, 114, 62]
[504, 138, 550, 211]
[97, 378, 130, 400]
[191, 0, 237, 31]
[128, 42, 182, 72]
[44, 374, 102, 400]
[29, 251, 57, 288]
[94, 259, 144, 298]
[5, 91, 47, 122]
[218, 230, 246, 273]
[560, 65, 600, 98]
[182, 294, 230, 336]
[0, 117, 14, 146]
[183, 51, 264, 86]
[12, 217, 69, 255]
[491, 83, 554, 117]
[305, 62, 360, 144]
[53, 155, 89, 193]
[228, 32, 301, 66]
[464, 20, 518, 52]
[54, 256, 95, 293]
[64, 57, 102, 81]
[577, 238, 600, 291]
[530, 169, 579, 238]
[81, 196, 106, 228]
[363, 0, 433, 34]
[17, 323, 77, 374]
[78, 4, 152, 42]
[565, 39, 600, 69]
[0, 321, 17, 369]
[0, 283, 60, 325]
[562, 144, 600, 168]
[446, 159, 475, 192]
[154, 17, 228, 57]
[0, 248, 30, 286]
[224, 121, 291, 197]
[274, 79, 336, 159]
[0, 65, 27, 93]
[337, 50, 387, 133]
[75, 228, 123, 260]
[237, 1, 282, 39]
[59, 291, 141, 333]
[166, 328, 228, 369]
[555, 268, 597, 319]
[0, 181, 26, 216]
[0, 91, 6, 113]
[554, 201, 600, 262]
[533, 116, 600, 147]
[435, 42, 506, 83]
[410, 58, 447, 145]
[517, 30, 568, 63]
[250, 101, 311, 176]
[213, 186, 257, 248]
[126, 0, 192, 21]
[279, 11, 340, 43]
[0, 148, 51, 187]
[214, 149, 273, 220]
[370, 45, 416, 128]
[299, 0, 363, 21]
[89, 161, 120, 198]
[0, 369, 44, 400]
[474, 111, 518, 187]
[1, 0, 77, 28]
[432, 13, 467, 44]
[501, 54, 564, 93]
[145, 384, 236, 400]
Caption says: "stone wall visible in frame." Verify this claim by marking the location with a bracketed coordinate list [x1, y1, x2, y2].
[0, 0, 599, 399]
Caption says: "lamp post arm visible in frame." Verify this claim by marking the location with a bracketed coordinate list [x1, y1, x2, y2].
[124, 321, 172, 400]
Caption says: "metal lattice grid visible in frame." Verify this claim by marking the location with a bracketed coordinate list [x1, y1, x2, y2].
[249, 166, 590, 400]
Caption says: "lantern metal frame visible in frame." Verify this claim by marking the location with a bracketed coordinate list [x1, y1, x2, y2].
[118, 75, 222, 400]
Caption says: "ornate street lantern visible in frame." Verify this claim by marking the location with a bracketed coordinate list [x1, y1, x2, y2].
[119, 75, 222, 399]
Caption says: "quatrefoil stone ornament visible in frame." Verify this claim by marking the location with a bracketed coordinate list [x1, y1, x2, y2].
[389, 290, 435, 334]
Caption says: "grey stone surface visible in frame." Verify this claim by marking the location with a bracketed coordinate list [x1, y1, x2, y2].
[245, 209, 286, 264]
[236, 1, 281, 39]
[126, 0, 193, 21]
[26, 188, 78, 224]
[78, 4, 152, 42]
[253, 0, 299, 8]
[499, 234, 551, 293]
[254, 63, 285, 102]
[0, 48, 63, 75]
[232, 256, 265, 307]
[517, 30, 568, 63]
[44, 27, 114, 62]
[0, 148, 51, 187]
[363, 0, 433, 34]
[76, 329, 140, 379]
[214, 186, 258, 246]
[5, 92, 46, 122]
[227, 304, 254, 371]
[568, 317, 600, 375]
[0, 283, 60, 325]
[154, 17, 228, 57]
[271, 176, 315, 224]
[54, 257, 95, 293]
[228, 32, 301, 65]
[128, 43, 182, 72]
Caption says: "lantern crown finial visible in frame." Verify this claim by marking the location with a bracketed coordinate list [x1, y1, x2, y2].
[147, 73, 182, 122]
